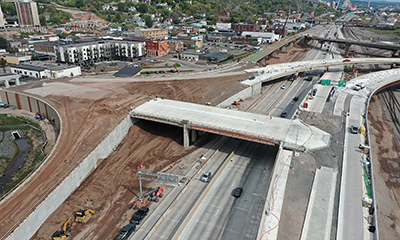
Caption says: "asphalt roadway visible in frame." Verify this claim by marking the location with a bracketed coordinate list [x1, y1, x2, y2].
[176, 141, 278, 240]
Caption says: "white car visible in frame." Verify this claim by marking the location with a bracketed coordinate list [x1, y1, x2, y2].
[281, 85, 286, 89]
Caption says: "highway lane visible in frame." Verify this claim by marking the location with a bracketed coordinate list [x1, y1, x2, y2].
[176, 141, 275, 240]
[221, 144, 277, 240]
[143, 137, 241, 240]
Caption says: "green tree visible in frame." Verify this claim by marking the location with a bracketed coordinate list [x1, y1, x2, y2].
[142, 15, 153, 28]
[116, 12, 122, 22]
[107, 13, 112, 22]
[20, 32, 31, 38]
[0, 2, 16, 16]
[0, 37, 8, 49]
[138, 4, 148, 13]
[39, 14, 46, 26]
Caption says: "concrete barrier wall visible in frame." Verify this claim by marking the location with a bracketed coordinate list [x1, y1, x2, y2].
[6, 115, 137, 240]
[0, 90, 60, 128]
[218, 82, 261, 107]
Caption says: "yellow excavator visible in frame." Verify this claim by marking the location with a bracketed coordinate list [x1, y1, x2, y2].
[75, 209, 95, 223]
[52, 217, 72, 240]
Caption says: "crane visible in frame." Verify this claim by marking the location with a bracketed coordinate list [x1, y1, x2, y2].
[72, 0, 94, 28]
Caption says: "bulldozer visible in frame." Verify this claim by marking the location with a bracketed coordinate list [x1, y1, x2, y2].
[75, 209, 95, 223]
[52, 217, 72, 240]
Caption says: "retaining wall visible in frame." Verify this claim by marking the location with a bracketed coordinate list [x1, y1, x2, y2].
[6, 115, 136, 240]
[0, 90, 60, 129]
[218, 82, 261, 107]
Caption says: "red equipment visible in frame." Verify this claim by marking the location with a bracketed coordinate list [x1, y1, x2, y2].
[72, 0, 94, 28]
[151, 187, 164, 202]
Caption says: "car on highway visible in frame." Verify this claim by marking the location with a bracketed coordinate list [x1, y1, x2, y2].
[249, 76, 256, 80]
[232, 187, 243, 198]
[293, 96, 299, 101]
[312, 88, 318, 96]
[281, 112, 287, 118]
[281, 85, 286, 89]
[200, 171, 211, 182]
[130, 207, 149, 224]
[343, 59, 351, 62]
[115, 223, 136, 240]
[350, 125, 359, 134]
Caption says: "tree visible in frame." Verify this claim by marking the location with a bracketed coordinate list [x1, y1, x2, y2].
[142, 15, 153, 28]
[39, 14, 46, 26]
[138, 4, 148, 13]
[0, 37, 8, 49]
[0, 58, 7, 68]
[107, 13, 112, 22]
[116, 12, 122, 22]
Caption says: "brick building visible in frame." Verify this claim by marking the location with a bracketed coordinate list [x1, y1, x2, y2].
[231, 24, 260, 35]
[125, 37, 168, 57]
[135, 28, 168, 40]
[168, 40, 184, 53]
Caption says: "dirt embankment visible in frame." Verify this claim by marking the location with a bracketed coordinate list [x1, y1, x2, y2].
[369, 93, 400, 240]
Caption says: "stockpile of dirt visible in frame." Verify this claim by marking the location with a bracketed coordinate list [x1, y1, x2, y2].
[368, 93, 400, 239]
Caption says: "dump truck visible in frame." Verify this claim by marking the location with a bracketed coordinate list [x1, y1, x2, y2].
[75, 209, 95, 223]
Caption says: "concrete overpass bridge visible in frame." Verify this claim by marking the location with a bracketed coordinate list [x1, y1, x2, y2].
[242, 58, 400, 86]
[306, 35, 400, 57]
[131, 98, 330, 151]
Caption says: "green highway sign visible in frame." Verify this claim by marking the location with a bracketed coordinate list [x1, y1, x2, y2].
[338, 80, 347, 87]
[321, 79, 331, 86]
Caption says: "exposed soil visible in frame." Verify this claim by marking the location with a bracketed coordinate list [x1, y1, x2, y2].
[0, 44, 308, 240]
[368, 91, 400, 240]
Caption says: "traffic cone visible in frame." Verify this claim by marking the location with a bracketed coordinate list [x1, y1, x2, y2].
[171, 163, 174, 168]
[140, 164, 143, 168]
[180, 165, 183, 170]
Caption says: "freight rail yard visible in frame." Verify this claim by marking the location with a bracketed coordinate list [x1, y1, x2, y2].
[1, 24, 400, 240]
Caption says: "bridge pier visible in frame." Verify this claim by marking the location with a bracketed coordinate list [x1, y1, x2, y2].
[345, 44, 351, 57]
[260, 58, 266, 66]
[183, 120, 190, 149]
[289, 42, 293, 48]
[191, 129, 197, 143]
[281, 46, 286, 52]
[272, 51, 277, 57]
[3, 80, 9, 88]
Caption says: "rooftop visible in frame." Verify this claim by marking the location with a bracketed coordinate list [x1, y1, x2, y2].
[12, 62, 79, 71]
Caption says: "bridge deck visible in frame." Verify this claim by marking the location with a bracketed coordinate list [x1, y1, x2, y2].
[131, 99, 330, 151]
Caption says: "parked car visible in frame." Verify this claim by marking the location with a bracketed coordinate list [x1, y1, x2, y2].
[249, 76, 256, 80]
[232, 187, 243, 198]
[114, 224, 136, 240]
[312, 88, 318, 96]
[343, 59, 351, 62]
[133, 64, 139, 68]
[130, 207, 149, 224]
[200, 171, 211, 182]
[350, 125, 359, 134]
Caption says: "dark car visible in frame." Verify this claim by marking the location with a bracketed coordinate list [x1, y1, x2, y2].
[350, 125, 359, 134]
[293, 96, 299, 101]
[114, 223, 136, 240]
[281, 112, 287, 118]
[130, 207, 149, 224]
[232, 187, 243, 198]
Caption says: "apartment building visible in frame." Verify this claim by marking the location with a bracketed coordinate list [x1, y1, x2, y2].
[54, 40, 146, 65]
[15, 0, 40, 27]
[135, 28, 168, 40]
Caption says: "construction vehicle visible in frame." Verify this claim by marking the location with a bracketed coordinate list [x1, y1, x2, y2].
[233, 101, 240, 105]
[150, 187, 164, 202]
[75, 209, 95, 223]
[0, 102, 16, 109]
[172, 64, 180, 73]
[35, 112, 46, 120]
[52, 217, 72, 240]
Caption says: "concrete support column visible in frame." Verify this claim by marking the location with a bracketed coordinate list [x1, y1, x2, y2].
[4, 80, 9, 88]
[15, 77, 20, 86]
[344, 44, 351, 57]
[289, 42, 293, 48]
[281, 46, 286, 51]
[260, 58, 265, 66]
[182, 120, 190, 149]
[272, 52, 277, 57]
[191, 129, 197, 143]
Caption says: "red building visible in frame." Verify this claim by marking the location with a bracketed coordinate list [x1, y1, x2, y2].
[124, 37, 169, 57]
[231, 24, 260, 35]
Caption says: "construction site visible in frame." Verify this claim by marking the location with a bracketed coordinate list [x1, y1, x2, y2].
[0, 43, 310, 240]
